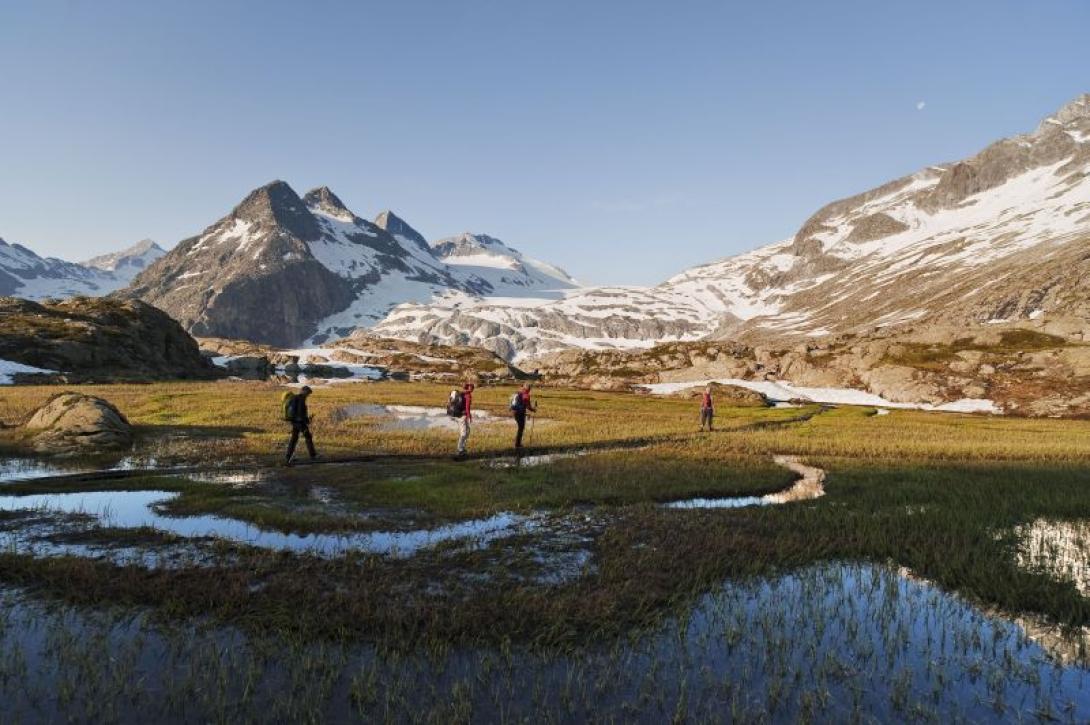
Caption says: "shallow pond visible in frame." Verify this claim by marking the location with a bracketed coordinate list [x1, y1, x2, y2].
[2, 562, 1088, 721]
[485, 450, 589, 468]
[0, 489, 534, 558]
[328, 403, 499, 430]
[0, 456, 152, 483]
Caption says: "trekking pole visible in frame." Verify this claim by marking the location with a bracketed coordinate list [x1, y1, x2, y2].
[528, 405, 537, 446]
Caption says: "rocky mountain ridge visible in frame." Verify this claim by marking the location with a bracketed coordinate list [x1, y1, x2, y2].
[0, 238, 165, 300]
[82, 239, 166, 283]
[121, 182, 576, 347]
[374, 93, 1090, 359]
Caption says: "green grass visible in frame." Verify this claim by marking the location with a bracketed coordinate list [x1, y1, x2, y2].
[3, 380, 1090, 650]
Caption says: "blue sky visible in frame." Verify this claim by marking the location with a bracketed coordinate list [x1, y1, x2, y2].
[1, 1, 1088, 285]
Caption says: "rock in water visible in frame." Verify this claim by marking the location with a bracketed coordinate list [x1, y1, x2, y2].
[25, 392, 133, 453]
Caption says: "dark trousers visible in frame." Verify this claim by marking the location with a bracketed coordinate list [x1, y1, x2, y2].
[514, 411, 527, 447]
[287, 422, 316, 461]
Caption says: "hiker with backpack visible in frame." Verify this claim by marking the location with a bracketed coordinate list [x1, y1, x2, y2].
[699, 384, 714, 432]
[283, 385, 318, 465]
[448, 382, 474, 459]
[510, 382, 537, 449]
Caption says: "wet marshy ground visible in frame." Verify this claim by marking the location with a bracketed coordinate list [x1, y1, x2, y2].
[3, 562, 1090, 722]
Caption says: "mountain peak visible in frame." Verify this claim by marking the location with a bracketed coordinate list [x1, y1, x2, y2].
[1053, 92, 1090, 124]
[303, 186, 356, 222]
[82, 238, 167, 278]
[231, 180, 320, 241]
[1034, 93, 1090, 134]
[126, 239, 165, 255]
[374, 210, 430, 252]
[437, 232, 516, 254]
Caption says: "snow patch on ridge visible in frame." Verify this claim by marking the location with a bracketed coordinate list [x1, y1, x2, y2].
[639, 378, 1000, 414]
[0, 359, 56, 384]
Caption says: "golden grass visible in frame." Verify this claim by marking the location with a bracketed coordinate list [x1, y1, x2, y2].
[4, 380, 1090, 466]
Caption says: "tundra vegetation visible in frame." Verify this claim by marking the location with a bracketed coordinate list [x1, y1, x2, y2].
[3, 380, 1090, 721]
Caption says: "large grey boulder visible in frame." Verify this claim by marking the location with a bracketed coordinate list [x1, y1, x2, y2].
[24, 392, 133, 454]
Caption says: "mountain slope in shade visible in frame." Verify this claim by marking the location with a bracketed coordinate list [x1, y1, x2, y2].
[82, 239, 166, 283]
[0, 236, 124, 299]
[373, 93, 1090, 360]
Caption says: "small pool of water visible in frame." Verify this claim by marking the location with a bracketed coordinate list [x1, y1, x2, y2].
[664, 494, 769, 509]
[665, 455, 826, 509]
[0, 489, 532, 558]
[485, 450, 588, 469]
[329, 404, 498, 430]
[0, 456, 156, 483]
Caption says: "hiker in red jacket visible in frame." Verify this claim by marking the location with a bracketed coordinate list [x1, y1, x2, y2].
[699, 384, 714, 432]
[455, 382, 474, 458]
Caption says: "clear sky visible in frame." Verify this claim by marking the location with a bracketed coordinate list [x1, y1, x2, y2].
[1, 1, 1088, 285]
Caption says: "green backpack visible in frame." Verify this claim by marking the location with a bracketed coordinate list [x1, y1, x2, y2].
[281, 391, 296, 422]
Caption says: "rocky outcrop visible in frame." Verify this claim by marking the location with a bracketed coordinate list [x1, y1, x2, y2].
[522, 319, 1090, 417]
[845, 213, 910, 243]
[24, 392, 133, 454]
[0, 296, 215, 381]
[196, 333, 526, 383]
[665, 381, 768, 407]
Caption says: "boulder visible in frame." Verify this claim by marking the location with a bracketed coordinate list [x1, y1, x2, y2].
[329, 349, 373, 364]
[224, 355, 270, 372]
[860, 365, 945, 405]
[24, 392, 133, 454]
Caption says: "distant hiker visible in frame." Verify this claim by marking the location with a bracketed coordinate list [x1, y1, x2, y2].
[699, 385, 714, 432]
[283, 385, 317, 465]
[510, 382, 537, 449]
[448, 382, 474, 459]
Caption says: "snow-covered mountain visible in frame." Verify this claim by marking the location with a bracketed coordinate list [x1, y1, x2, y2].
[374, 93, 1090, 360]
[432, 232, 577, 293]
[373, 210, 430, 253]
[122, 182, 579, 347]
[0, 236, 126, 299]
[82, 239, 166, 283]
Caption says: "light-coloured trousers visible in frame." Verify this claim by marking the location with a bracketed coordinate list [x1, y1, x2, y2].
[457, 417, 471, 454]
